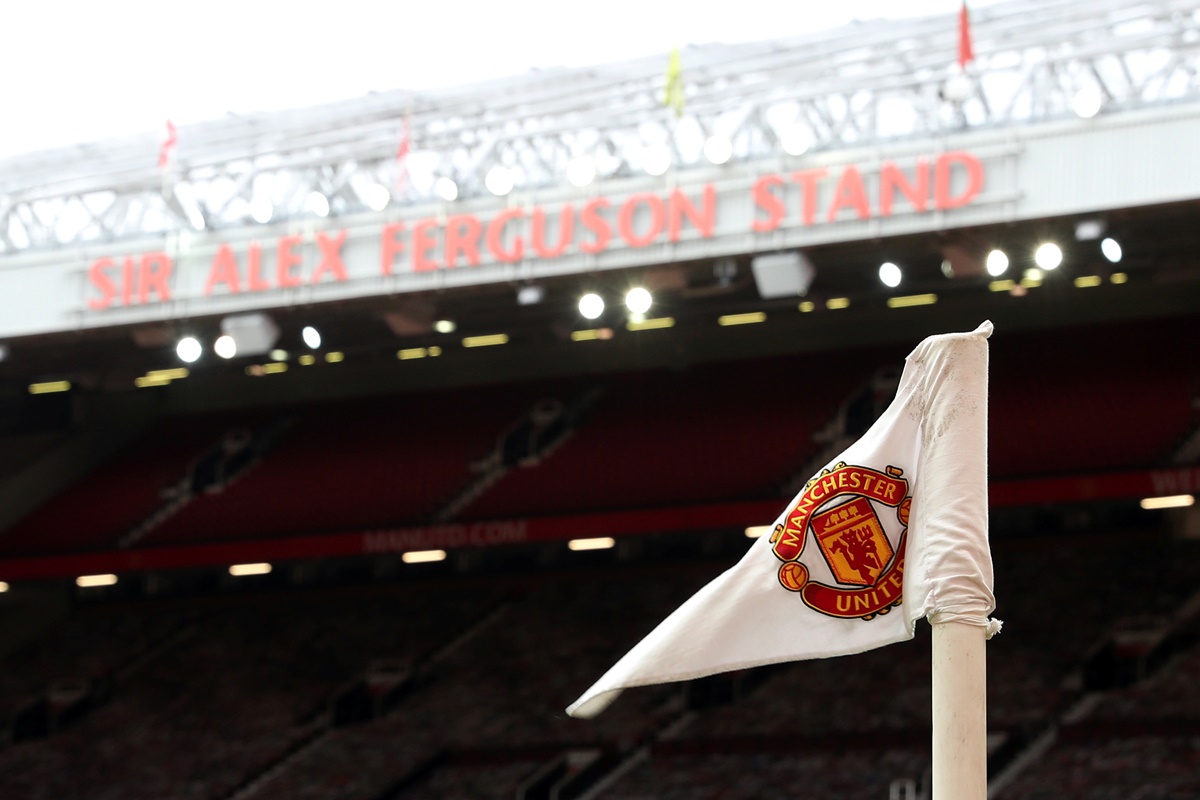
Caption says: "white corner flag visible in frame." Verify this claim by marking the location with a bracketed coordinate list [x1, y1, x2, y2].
[568, 321, 998, 720]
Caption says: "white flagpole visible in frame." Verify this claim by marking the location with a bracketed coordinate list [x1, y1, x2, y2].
[932, 620, 988, 799]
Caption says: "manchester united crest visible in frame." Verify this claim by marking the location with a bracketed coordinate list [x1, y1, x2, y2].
[770, 462, 911, 621]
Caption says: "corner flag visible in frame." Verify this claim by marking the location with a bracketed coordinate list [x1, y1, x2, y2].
[568, 321, 998, 719]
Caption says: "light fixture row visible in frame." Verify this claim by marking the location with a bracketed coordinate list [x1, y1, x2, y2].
[577, 287, 653, 320]
[176, 325, 322, 364]
[57, 536, 627, 590]
[3, 487, 1184, 595]
[877, 238, 1123, 288]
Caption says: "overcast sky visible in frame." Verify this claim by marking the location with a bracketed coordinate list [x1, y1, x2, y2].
[1, 0, 996, 158]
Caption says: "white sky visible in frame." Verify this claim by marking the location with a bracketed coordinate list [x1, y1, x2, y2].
[0, 0, 991, 158]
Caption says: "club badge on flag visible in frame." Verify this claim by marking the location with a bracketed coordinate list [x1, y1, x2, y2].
[568, 321, 998, 719]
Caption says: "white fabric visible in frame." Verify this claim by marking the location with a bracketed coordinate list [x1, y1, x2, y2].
[567, 321, 996, 719]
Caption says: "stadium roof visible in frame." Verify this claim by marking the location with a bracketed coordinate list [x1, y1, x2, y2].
[0, 0, 1198, 403]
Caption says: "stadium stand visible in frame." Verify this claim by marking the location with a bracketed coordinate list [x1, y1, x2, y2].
[3, 315, 1195, 567]
[461, 350, 873, 520]
[3, 3, 1200, 796]
[237, 567, 711, 799]
[988, 317, 1199, 479]
[604, 748, 931, 800]
[0, 411, 279, 557]
[1, 529, 1198, 799]
[143, 383, 566, 545]
[0, 584, 504, 800]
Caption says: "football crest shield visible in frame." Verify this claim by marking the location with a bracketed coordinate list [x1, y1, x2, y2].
[770, 462, 911, 620]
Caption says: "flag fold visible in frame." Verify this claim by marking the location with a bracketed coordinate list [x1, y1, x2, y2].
[567, 321, 996, 719]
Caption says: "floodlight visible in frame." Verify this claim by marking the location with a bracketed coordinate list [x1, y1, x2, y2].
[434, 177, 459, 202]
[567, 156, 596, 187]
[878, 262, 902, 288]
[1072, 85, 1103, 119]
[780, 126, 813, 156]
[307, 192, 330, 217]
[703, 134, 732, 165]
[643, 145, 671, 176]
[364, 183, 390, 211]
[250, 197, 273, 224]
[985, 250, 1009, 277]
[485, 165, 515, 196]
[625, 287, 652, 314]
[176, 336, 202, 363]
[578, 293, 605, 320]
[1034, 243, 1063, 270]
[214, 335, 237, 359]
[1101, 238, 1122, 263]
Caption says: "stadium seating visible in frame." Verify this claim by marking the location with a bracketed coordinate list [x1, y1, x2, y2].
[994, 730, 1200, 799]
[605, 748, 930, 800]
[0, 602, 192, 729]
[461, 350, 875, 520]
[1, 317, 1197, 565]
[144, 383, 558, 545]
[0, 532, 1198, 799]
[0, 411, 271, 557]
[241, 567, 714, 799]
[0, 584, 502, 800]
[988, 317, 1198, 479]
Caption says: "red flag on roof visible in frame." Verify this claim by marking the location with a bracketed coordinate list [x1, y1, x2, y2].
[157, 119, 177, 170]
[394, 115, 411, 193]
[958, 1, 975, 69]
[396, 118, 410, 163]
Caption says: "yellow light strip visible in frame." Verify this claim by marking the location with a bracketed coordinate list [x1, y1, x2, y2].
[229, 562, 272, 576]
[626, 317, 675, 331]
[571, 329, 600, 341]
[29, 380, 71, 395]
[568, 537, 616, 551]
[298, 355, 316, 366]
[135, 376, 172, 388]
[887, 293, 938, 309]
[325, 352, 345, 363]
[825, 297, 850, 310]
[718, 312, 767, 327]
[1073, 275, 1102, 288]
[1110, 272, 1128, 284]
[462, 334, 510, 348]
[1139, 494, 1194, 510]
[744, 525, 773, 539]
[402, 549, 447, 564]
[988, 280, 1015, 292]
[76, 574, 118, 588]
[798, 301, 815, 313]
[146, 368, 189, 381]
[262, 362, 288, 374]
[398, 347, 429, 360]
[1020, 277, 1042, 288]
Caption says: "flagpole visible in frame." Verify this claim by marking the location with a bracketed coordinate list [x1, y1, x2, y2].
[931, 620, 988, 799]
